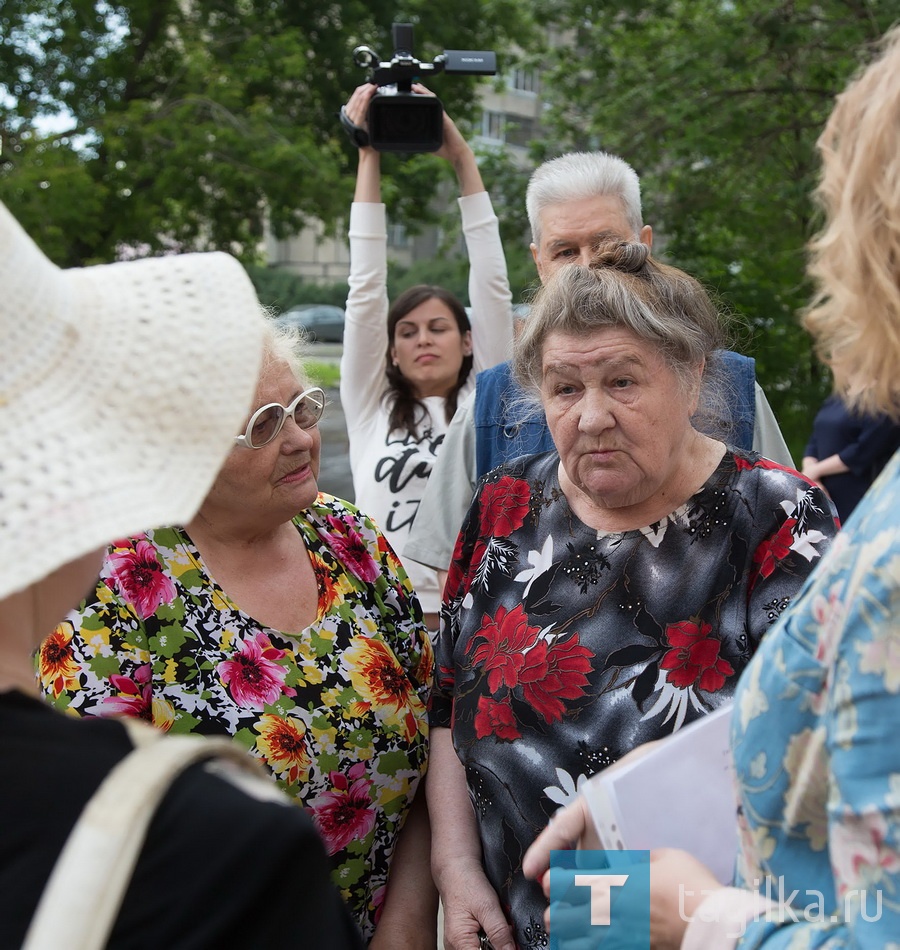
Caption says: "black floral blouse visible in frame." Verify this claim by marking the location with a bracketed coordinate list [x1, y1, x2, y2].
[431, 449, 838, 949]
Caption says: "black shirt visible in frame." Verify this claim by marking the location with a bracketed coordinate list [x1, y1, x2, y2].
[0, 690, 364, 949]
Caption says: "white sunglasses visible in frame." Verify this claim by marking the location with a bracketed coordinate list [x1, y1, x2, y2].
[234, 387, 326, 449]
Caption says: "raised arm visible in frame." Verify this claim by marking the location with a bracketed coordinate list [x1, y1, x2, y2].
[414, 85, 513, 374]
[340, 84, 391, 431]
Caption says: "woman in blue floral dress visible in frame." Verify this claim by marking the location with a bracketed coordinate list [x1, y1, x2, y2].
[523, 25, 900, 950]
[38, 330, 434, 948]
[428, 241, 838, 950]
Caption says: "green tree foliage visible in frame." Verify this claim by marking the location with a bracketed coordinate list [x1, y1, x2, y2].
[534, 0, 895, 455]
[0, 0, 535, 265]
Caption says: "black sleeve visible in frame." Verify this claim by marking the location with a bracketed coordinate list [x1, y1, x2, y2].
[111, 763, 365, 950]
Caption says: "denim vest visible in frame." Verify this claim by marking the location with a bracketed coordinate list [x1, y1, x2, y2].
[473, 362, 554, 480]
[473, 352, 756, 481]
[717, 350, 756, 452]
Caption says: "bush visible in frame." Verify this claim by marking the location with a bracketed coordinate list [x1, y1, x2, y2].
[245, 265, 348, 315]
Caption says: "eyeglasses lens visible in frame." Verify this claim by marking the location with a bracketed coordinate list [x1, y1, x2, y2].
[294, 392, 324, 429]
[250, 406, 285, 447]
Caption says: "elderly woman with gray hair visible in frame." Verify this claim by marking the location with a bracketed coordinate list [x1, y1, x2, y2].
[427, 242, 839, 950]
[40, 322, 435, 948]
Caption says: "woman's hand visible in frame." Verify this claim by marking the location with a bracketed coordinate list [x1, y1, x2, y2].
[411, 84, 485, 196]
[649, 848, 723, 950]
[521, 796, 600, 883]
[344, 84, 381, 203]
[427, 727, 514, 950]
[343, 83, 377, 142]
[437, 858, 515, 950]
[523, 797, 724, 949]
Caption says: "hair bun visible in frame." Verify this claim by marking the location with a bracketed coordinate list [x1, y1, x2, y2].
[589, 241, 650, 274]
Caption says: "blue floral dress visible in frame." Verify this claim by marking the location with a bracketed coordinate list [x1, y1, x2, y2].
[432, 448, 837, 949]
[37, 495, 433, 943]
[729, 448, 900, 946]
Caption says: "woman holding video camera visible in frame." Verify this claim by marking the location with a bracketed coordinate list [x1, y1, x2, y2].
[340, 82, 513, 634]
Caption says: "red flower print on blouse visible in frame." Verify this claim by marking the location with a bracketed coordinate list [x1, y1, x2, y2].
[101, 666, 153, 720]
[37, 624, 82, 698]
[217, 632, 297, 709]
[324, 515, 380, 583]
[474, 695, 521, 741]
[106, 539, 176, 621]
[519, 634, 594, 723]
[308, 762, 377, 855]
[752, 518, 798, 580]
[478, 476, 532, 538]
[468, 604, 541, 692]
[660, 619, 734, 692]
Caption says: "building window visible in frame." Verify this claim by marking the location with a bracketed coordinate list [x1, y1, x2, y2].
[504, 115, 536, 149]
[509, 69, 539, 95]
[481, 110, 505, 143]
[387, 222, 409, 248]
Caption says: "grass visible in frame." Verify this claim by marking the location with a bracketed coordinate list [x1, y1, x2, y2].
[305, 360, 341, 390]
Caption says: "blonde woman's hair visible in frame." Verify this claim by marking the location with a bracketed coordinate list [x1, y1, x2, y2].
[803, 25, 900, 420]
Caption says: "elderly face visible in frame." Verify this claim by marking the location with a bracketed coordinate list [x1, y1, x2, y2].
[531, 195, 652, 283]
[541, 327, 702, 513]
[200, 358, 321, 526]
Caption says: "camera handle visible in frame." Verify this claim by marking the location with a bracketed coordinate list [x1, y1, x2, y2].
[353, 22, 448, 94]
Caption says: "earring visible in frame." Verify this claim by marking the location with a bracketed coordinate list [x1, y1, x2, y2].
[392, 359, 399, 366]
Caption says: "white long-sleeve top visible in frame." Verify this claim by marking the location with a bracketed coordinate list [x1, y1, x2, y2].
[341, 192, 513, 614]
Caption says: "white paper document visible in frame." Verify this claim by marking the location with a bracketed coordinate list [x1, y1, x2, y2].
[581, 703, 738, 884]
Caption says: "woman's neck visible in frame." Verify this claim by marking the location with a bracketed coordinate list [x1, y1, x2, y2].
[0, 590, 44, 696]
[185, 509, 295, 551]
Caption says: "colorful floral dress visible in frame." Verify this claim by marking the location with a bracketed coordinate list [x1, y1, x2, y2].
[431, 448, 837, 949]
[724, 448, 900, 947]
[38, 495, 433, 943]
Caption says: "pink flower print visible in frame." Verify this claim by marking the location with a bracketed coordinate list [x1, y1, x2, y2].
[217, 632, 296, 709]
[107, 540, 176, 620]
[101, 666, 153, 720]
[324, 515, 380, 583]
[308, 762, 377, 856]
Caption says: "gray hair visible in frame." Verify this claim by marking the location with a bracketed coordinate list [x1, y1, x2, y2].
[261, 317, 312, 388]
[513, 242, 732, 432]
[526, 152, 644, 246]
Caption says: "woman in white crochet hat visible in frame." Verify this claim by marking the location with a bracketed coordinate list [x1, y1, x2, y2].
[0, 202, 363, 947]
[37, 258, 436, 942]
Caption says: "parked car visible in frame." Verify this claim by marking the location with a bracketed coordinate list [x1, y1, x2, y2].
[275, 304, 345, 343]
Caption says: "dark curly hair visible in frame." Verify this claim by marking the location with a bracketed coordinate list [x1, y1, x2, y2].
[384, 284, 473, 437]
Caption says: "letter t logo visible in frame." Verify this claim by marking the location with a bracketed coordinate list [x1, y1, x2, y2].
[573, 874, 630, 926]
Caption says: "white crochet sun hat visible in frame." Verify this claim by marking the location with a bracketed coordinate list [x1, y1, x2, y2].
[0, 201, 266, 600]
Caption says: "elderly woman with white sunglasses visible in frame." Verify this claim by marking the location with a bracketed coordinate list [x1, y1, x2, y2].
[39, 326, 436, 949]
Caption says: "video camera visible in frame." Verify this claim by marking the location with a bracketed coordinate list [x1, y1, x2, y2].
[349, 23, 496, 153]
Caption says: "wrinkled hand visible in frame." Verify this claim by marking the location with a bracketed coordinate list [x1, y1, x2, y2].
[438, 860, 515, 950]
